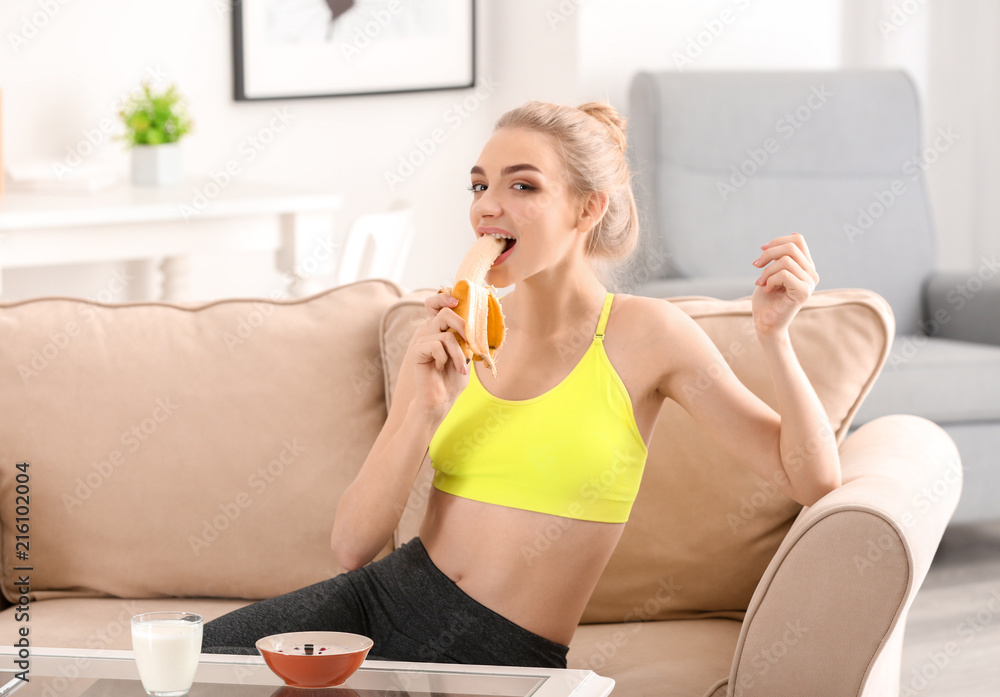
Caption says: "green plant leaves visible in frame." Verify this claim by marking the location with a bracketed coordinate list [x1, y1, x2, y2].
[118, 81, 193, 147]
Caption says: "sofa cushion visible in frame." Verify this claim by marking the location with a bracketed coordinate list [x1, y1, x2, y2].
[382, 288, 894, 622]
[567, 618, 740, 697]
[0, 597, 253, 651]
[0, 280, 403, 605]
[855, 335, 1000, 424]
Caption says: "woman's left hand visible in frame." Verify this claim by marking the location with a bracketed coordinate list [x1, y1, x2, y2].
[751, 232, 819, 337]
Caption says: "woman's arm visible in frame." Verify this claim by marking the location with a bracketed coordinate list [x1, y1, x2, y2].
[653, 233, 839, 506]
[331, 394, 438, 571]
[331, 292, 470, 570]
[751, 233, 840, 503]
[754, 327, 840, 504]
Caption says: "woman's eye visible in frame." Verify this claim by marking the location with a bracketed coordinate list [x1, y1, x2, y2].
[468, 183, 486, 193]
[513, 183, 536, 191]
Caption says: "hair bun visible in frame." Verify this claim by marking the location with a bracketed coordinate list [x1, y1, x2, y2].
[578, 102, 627, 153]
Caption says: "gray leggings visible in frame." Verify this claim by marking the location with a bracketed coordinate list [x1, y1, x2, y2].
[201, 536, 569, 668]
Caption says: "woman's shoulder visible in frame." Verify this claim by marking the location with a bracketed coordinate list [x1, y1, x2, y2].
[610, 292, 691, 333]
[608, 292, 707, 363]
[604, 293, 701, 401]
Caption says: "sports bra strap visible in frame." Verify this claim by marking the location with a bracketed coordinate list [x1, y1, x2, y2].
[594, 292, 614, 339]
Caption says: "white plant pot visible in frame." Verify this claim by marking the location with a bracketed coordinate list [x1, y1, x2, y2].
[131, 142, 183, 186]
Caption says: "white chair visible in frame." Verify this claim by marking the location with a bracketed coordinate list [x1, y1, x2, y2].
[334, 207, 415, 287]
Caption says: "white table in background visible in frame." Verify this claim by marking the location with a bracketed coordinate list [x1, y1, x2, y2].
[0, 180, 344, 301]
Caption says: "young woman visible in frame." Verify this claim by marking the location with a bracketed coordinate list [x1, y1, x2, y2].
[201, 100, 840, 668]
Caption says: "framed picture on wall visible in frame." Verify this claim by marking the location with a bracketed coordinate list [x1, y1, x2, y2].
[233, 0, 475, 101]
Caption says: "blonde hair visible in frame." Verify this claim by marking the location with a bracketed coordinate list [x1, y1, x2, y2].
[494, 100, 640, 288]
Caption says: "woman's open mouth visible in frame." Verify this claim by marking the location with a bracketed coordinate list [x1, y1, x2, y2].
[492, 237, 516, 267]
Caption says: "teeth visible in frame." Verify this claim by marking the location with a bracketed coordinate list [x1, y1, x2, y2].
[487, 232, 514, 240]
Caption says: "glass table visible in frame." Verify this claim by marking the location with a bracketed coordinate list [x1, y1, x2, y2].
[0, 648, 614, 697]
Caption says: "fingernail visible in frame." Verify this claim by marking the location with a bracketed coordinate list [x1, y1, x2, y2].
[752, 259, 761, 266]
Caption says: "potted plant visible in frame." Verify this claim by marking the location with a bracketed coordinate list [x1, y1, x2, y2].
[119, 82, 193, 186]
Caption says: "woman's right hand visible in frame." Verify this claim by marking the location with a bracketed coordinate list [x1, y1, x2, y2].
[409, 290, 471, 422]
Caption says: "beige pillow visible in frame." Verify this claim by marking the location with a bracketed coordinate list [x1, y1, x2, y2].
[381, 288, 894, 621]
[0, 280, 403, 604]
[378, 288, 442, 549]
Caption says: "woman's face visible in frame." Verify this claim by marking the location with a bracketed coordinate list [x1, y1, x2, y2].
[469, 127, 589, 287]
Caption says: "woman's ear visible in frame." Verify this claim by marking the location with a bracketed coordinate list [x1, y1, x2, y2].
[577, 191, 609, 233]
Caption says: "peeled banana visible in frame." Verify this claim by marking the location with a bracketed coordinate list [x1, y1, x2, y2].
[438, 235, 507, 377]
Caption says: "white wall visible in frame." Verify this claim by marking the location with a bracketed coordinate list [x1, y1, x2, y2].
[840, 0, 1000, 273]
[0, 0, 575, 300]
[578, 0, 842, 110]
[2, 0, 986, 301]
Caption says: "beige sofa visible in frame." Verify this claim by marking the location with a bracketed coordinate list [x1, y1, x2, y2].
[0, 279, 961, 696]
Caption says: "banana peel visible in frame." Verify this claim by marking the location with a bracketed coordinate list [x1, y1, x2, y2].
[437, 235, 507, 377]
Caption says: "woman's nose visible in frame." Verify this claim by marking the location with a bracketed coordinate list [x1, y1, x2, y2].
[471, 187, 501, 218]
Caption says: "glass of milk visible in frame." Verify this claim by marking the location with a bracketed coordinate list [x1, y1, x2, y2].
[131, 612, 204, 696]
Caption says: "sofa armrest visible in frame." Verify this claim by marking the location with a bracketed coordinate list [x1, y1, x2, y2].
[726, 415, 961, 697]
[923, 269, 1000, 345]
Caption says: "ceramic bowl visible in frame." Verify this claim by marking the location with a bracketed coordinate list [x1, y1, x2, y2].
[256, 631, 373, 688]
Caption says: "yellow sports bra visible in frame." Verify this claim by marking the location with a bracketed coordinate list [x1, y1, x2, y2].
[428, 292, 649, 523]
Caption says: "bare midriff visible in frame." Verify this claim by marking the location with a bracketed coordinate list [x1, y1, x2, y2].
[419, 486, 625, 647]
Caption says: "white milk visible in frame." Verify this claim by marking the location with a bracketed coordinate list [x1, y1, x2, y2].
[131, 619, 203, 695]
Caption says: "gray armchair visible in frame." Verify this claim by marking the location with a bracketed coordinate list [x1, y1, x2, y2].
[625, 69, 1000, 524]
